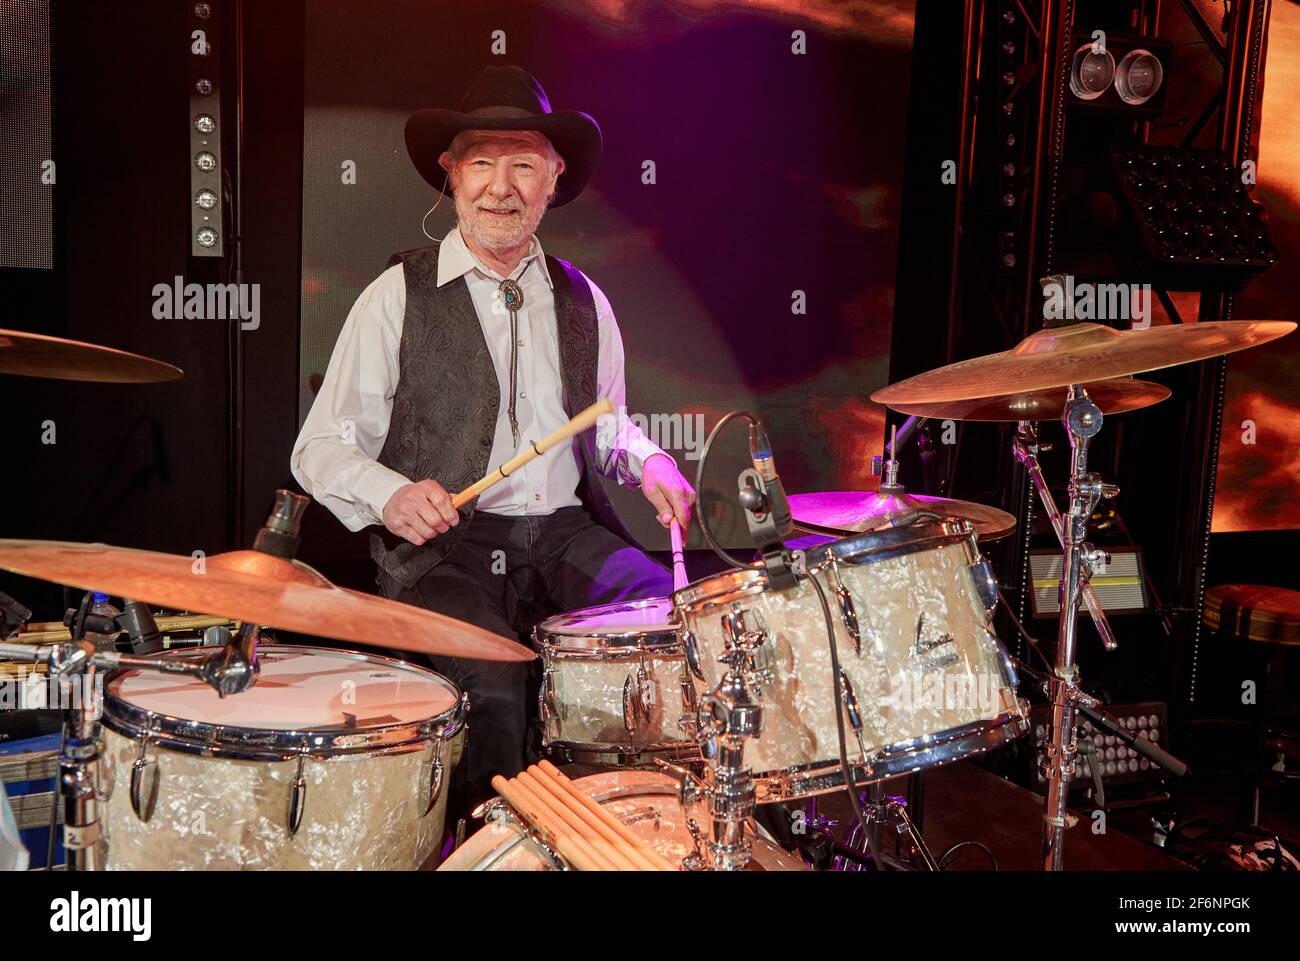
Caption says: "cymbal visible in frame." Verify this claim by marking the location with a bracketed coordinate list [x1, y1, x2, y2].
[872, 321, 1295, 406]
[789, 490, 1017, 541]
[0, 328, 183, 383]
[0, 540, 533, 663]
[884, 377, 1171, 421]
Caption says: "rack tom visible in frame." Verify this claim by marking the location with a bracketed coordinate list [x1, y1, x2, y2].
[674, 519, 1027, 802]
[535, 597, 699, 765]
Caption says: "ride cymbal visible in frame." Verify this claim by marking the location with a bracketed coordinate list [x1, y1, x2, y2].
[0, 540, 533, 662]
[872, 321, 1294, 406]
[0, 328, 183, 383]
[884, 377, 1171, 421]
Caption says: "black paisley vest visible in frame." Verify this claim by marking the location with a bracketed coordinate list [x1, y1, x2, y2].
[370, 242, 638, 589]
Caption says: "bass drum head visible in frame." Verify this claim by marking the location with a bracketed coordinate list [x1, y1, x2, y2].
[439, 770, 806, 871]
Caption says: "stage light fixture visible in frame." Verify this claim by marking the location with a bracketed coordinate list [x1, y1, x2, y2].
[1066, 33, 1171, 116]
[189, 0, 222, 257]
[1114, 49, 1163, 105]
[1110, 143, 1279, 291]
[1069, 43, 1114, 101]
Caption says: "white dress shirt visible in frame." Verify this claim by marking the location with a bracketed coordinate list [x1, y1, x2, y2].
[291, 227, 668, 532]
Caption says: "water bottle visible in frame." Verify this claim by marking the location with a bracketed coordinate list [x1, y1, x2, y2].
[85, 592, 122, 651]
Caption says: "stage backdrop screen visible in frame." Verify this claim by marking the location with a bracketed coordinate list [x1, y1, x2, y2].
[300, 0, 915, 547]
[1211, 0, 1300, 534]
[0, 0, 54, 270]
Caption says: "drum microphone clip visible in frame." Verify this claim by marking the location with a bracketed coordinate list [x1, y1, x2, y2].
[743, 421, 798, 591]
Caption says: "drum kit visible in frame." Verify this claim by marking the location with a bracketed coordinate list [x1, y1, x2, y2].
[0, 316, 1294, 872]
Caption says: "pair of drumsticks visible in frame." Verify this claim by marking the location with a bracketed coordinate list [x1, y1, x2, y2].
[490, 761, 677, 871]
[449, 397, 690, 591]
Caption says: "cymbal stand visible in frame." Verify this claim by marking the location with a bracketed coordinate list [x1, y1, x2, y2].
[1020, 385, 1119, 870]
[1011, 421, 1119, 651]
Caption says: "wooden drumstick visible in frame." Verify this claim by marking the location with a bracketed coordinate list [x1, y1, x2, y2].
[536, 760, 679, 871]
[490, 774, 612, 871]
[516, 769, 643, 871]
[521, 766, 663, 871]
[452, 399, 615, 510]
[669, 518, 688, 591]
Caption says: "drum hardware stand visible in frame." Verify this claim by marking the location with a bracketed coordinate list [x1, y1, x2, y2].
[657, 633, 769, 871]
[1016, 385, 1122, 870]
[1011, 420, 1119, 651]
[860, 791, 940, 871]
[1013, 654, 1191, 788]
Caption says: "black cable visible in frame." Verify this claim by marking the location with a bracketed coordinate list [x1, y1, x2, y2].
[997, 587, 1055, 675]
[693, 408, 885, 867]
[937, 839, 999, 871]
[806, 573, 881, 870]
[693, 410, 763, 572]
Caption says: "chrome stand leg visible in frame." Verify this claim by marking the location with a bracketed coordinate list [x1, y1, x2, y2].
[861, 792, 939, 871]
[1039, 385, 1117, 871]
[60, 663, 103, 871]
[659, 640, 766, 871]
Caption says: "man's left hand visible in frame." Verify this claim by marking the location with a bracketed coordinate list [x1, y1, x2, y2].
[641, 454, 696, 529]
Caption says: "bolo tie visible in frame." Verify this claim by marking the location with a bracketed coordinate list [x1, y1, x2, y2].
[498, 262, 528, 448]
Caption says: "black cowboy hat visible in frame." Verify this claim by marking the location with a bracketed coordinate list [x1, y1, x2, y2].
[404, 65, 602, 208]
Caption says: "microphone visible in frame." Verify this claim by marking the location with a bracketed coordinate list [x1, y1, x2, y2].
[117, 600, 164, 655]
[62, 598, 163, 654]
[747, 420, 793, 538]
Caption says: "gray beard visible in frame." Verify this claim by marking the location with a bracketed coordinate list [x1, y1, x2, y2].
[454, 196, 548, 253]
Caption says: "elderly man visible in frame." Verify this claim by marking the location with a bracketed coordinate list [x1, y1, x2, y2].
[291, 66, 694, 818]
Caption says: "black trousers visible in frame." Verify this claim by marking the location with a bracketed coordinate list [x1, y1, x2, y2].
[378, 506, 672, 823]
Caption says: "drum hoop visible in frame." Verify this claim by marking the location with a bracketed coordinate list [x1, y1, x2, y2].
[804, 519, 977, 569]
[672, 521, 978, 613]
[102, 644, 467, 761]
[752, 709, 1030, 802]
[534, 598, 681, 651]
[672, 566, 770, 613]
[537, 636, 684, 659]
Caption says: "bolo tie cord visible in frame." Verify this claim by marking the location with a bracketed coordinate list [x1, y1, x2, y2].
[499, 261, 529, 448]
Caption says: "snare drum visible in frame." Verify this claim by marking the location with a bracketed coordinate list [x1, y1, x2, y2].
[437, 769, 805, 871]
[98, 645, 466, 870]
[535, 597, 699, 765]
[674, 519, 1027, 802]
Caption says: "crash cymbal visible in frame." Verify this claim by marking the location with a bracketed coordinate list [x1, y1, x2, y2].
[0, 328, 183, 383]
[872, 320, 1295, 406]
[885, 377, 1171, 421]
[0, 540, 533, 662]
[789, 490, 1017, 541]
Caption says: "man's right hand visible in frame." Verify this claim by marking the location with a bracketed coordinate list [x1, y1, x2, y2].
[382, 479, 459, 546]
